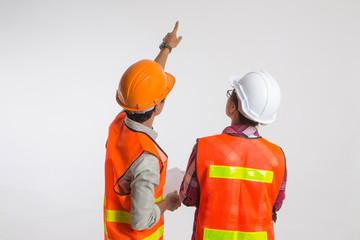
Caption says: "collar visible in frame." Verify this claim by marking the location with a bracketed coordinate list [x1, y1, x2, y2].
[124, 117, 158, 141]
[222, 125, 260, 138]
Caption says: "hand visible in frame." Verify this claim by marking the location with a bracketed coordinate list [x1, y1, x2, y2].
[165, 190, 181, 211]
[154, 21, 182, 69]
[162, 21, 182, 49]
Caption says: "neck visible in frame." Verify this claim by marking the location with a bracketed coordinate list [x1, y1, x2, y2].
[231, 116, 241, 126]
[141, 116, 155, 129]
[231, 121, 241, 126]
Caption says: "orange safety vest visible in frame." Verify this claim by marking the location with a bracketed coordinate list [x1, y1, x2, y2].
[196, 133, 285, 240]
[104, 112, 168, 240]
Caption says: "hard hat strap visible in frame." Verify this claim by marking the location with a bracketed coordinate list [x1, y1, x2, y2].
[125, 106, 155, 115]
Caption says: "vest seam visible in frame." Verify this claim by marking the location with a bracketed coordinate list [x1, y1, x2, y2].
[104, 111, 124, 149]
[280, 147, 287, 180]
[279, 147, 287, 196]
[105, 111, 125, 149]
[272, 147, 286, 223]
[146, 152, 164, 174]
[223, 132, 263, 139]
[113, 151, 146, 196]
[123, 121, 165, 174]
[124, 121, 168, 159]
[194, 138, 201, 239]
[275, 147, 286, 197]
[194, 139, 200, 208]
[112, 151, 164, 196]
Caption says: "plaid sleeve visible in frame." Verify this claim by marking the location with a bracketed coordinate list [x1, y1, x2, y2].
[179, 144, 200, 207]
[272, 167, 287, 222]
[274, 167, 287, 211]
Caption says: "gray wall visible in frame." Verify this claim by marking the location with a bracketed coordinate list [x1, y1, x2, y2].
[1, 0, 359, 239]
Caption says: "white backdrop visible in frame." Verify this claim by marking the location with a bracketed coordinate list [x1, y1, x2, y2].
[1, 0, 360, 239]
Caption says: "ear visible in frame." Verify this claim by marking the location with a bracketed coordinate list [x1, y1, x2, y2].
[229, 101, 237, 114]
[153, 100, 165, 116]
[154, 103, 162, 113]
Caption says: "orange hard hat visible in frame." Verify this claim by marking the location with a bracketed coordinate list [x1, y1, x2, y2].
[117, 59, 176, 111]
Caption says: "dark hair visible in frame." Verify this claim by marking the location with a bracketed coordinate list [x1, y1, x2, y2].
[125, 109, 154, 123]
[230, 91, 259, 127]
[124, 99, 165, 123]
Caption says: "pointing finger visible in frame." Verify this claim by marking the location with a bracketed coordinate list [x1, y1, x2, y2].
[172, 21, 179, 33]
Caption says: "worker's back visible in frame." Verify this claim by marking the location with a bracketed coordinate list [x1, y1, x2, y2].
[104, 112, 167, 240]
[195, 133, 286, 240]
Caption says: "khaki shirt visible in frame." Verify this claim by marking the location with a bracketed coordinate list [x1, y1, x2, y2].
[118, 117, 161, 230]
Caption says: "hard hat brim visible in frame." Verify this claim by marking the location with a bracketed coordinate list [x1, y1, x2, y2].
[163, 72, 176, 100]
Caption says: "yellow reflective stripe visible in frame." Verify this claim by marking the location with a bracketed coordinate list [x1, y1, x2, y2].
[204, 228, 267, 240]
[209, 165, 273, 183]
[105, 210, 163, 239]
[143, 225, 164, 240]
[105, 195, 162, 225]
[154, 195, 163, 203]
[105, 210, 131, 224]
[104, 196, 108, 235]
[104, 221, 108, 234]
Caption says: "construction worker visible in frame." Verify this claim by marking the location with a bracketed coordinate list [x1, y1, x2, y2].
[104, 22, 182, 240]
[180, 71, 287, 240]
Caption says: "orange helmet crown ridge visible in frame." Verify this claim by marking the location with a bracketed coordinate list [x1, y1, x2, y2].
[117, 59, 176, 111]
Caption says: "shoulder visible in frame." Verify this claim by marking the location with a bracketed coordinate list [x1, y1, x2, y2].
[260, 137, 283, 149]
[130, 152, 160, 176]
[259, 138, 286, 161]
[109, 112, 126, 128]
[198, 133, 224, 142]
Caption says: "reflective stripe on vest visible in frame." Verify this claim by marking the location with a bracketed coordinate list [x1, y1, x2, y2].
[143, 225, 164, 240]
[104, 196, 108, 234]
[105, 225, 163, 240]
[154, 195, 163, 203]
[204, 228, 267, 240]
[209, 165, 273, 183]
[106, 195, 163, 224]
[106, 210, 130, 224]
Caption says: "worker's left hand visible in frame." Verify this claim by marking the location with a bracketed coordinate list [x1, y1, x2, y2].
[165, 190, 181, 211]
[163, 21, 182, 49]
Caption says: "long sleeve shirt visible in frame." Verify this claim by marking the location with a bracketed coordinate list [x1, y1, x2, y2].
[115, 117, 161, 230]
[179, 125, 287, 239]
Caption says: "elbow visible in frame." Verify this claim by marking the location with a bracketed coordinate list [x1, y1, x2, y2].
[131, 221, 147, 231]
[182, 200, 197, 207]
[130, 210, 158, 231]
[180, 193, 197, 207]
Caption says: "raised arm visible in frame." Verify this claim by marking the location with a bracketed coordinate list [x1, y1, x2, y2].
[154, 21, 182, 69]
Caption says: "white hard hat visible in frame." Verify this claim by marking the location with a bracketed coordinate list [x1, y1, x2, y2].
[230, 71, 281, 124]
